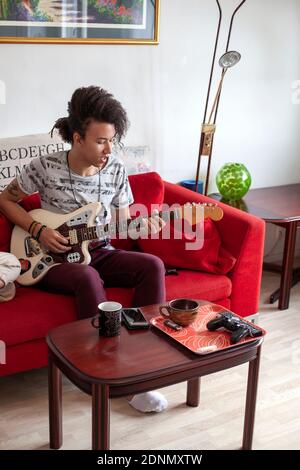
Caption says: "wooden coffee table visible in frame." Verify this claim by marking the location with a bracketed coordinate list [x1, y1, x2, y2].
[46, 302, 263, 450]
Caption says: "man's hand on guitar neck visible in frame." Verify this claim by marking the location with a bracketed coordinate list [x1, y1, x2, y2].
[39, 227, 71, 254]
[128, 209, 166, 240]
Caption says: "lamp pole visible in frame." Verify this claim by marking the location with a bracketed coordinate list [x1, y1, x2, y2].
[195, 0, 247, 196]
[194, 0, 222, 195]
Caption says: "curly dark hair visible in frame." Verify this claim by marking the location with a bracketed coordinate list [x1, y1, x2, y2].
[51, 86, 129, 144]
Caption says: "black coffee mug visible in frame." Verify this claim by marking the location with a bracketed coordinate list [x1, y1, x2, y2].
[91, 301, 122, 337]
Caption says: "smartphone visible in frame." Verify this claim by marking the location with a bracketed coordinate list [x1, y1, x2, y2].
[122, 308, 150, 329]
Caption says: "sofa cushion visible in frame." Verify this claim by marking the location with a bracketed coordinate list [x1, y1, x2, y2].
[0, 338, 49, 377]
[128, 171, 164, 217]
[106, 271, 232, 308]
[0, 213, 13, 252]
[19, 192, 41, 212]
[0, 287, 76, 347]
[165, 269, 232, 301]
[138, 219, 236, 274]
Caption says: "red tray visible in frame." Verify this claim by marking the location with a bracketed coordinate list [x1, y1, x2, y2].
[150, 303, 266, 355]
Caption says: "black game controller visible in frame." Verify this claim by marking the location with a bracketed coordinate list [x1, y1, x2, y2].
[206, 311, 262, 344]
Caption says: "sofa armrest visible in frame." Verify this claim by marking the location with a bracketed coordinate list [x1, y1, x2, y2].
[163, 181, 265, 316]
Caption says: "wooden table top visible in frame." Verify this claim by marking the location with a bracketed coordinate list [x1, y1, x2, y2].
[209, 184, 300, 223]
[46, 303, 262, 387]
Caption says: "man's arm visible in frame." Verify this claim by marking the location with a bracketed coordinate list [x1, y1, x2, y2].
[0, 179, 34, 233]
[0, 179, 70, 253]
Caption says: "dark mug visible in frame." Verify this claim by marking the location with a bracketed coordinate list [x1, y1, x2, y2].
[91, 301, 122, 337]
[159, 298, 199, 326]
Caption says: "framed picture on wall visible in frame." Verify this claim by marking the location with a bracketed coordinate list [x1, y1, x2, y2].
[0, 0, 160, 44]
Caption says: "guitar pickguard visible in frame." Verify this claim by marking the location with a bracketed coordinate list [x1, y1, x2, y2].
[30, 239, 86, 280]
[47, 208, 95, 265]
[24, 236, 42, 257]
[49, 218, 87, 265]
[32, 255, 55, 280]
[25, 217, 92, 280]
[50, 245, 85, 265]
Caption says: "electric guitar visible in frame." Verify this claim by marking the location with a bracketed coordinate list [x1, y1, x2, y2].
[10, 202, 223, 286]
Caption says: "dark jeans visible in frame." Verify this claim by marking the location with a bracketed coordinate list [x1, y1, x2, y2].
[40, 248, 166, 319]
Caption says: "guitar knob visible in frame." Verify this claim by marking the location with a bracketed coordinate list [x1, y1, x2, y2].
[37, 264, 44, 270]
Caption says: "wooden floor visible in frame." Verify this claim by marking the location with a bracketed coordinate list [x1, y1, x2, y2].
[1, 271, 300, 450]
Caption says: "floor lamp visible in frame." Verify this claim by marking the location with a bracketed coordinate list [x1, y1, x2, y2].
[195, 0, 247, 195]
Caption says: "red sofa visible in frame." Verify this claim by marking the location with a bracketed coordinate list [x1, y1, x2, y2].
[0, 172, 265, 377]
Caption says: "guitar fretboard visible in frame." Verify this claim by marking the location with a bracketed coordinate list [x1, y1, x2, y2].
[77, 207, 182, 242]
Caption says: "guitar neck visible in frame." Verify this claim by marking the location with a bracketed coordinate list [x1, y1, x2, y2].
[80, 207, 182, 242]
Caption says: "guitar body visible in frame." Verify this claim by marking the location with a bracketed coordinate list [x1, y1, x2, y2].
[10, 202, 101, 286]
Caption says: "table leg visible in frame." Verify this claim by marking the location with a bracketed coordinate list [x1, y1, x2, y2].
[242, 346, 261, 450]
[48, 354, 62, 449]
[278, 221, 297, 310]
[186, 378, 201, 407]
[92, 383, 110, 450]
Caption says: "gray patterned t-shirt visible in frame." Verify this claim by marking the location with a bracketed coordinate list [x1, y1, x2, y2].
[17, 151, 134, 225]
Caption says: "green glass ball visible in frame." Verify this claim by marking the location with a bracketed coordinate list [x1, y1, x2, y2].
[216, 163, 251, 201]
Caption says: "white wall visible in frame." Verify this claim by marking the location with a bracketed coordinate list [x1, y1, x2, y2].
[1, 0, 300, 193]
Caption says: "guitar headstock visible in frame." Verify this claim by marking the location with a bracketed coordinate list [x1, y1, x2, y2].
[181, 202, 224, 224]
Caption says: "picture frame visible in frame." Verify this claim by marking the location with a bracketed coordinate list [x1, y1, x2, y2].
[0, 0, 160, 45]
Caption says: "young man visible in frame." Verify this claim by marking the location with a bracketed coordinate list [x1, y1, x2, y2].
[0, 86, 167, 413]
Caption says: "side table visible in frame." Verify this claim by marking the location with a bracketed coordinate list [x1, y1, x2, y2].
[46, 303, 263, 450]
[209, 184, 300, 310]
